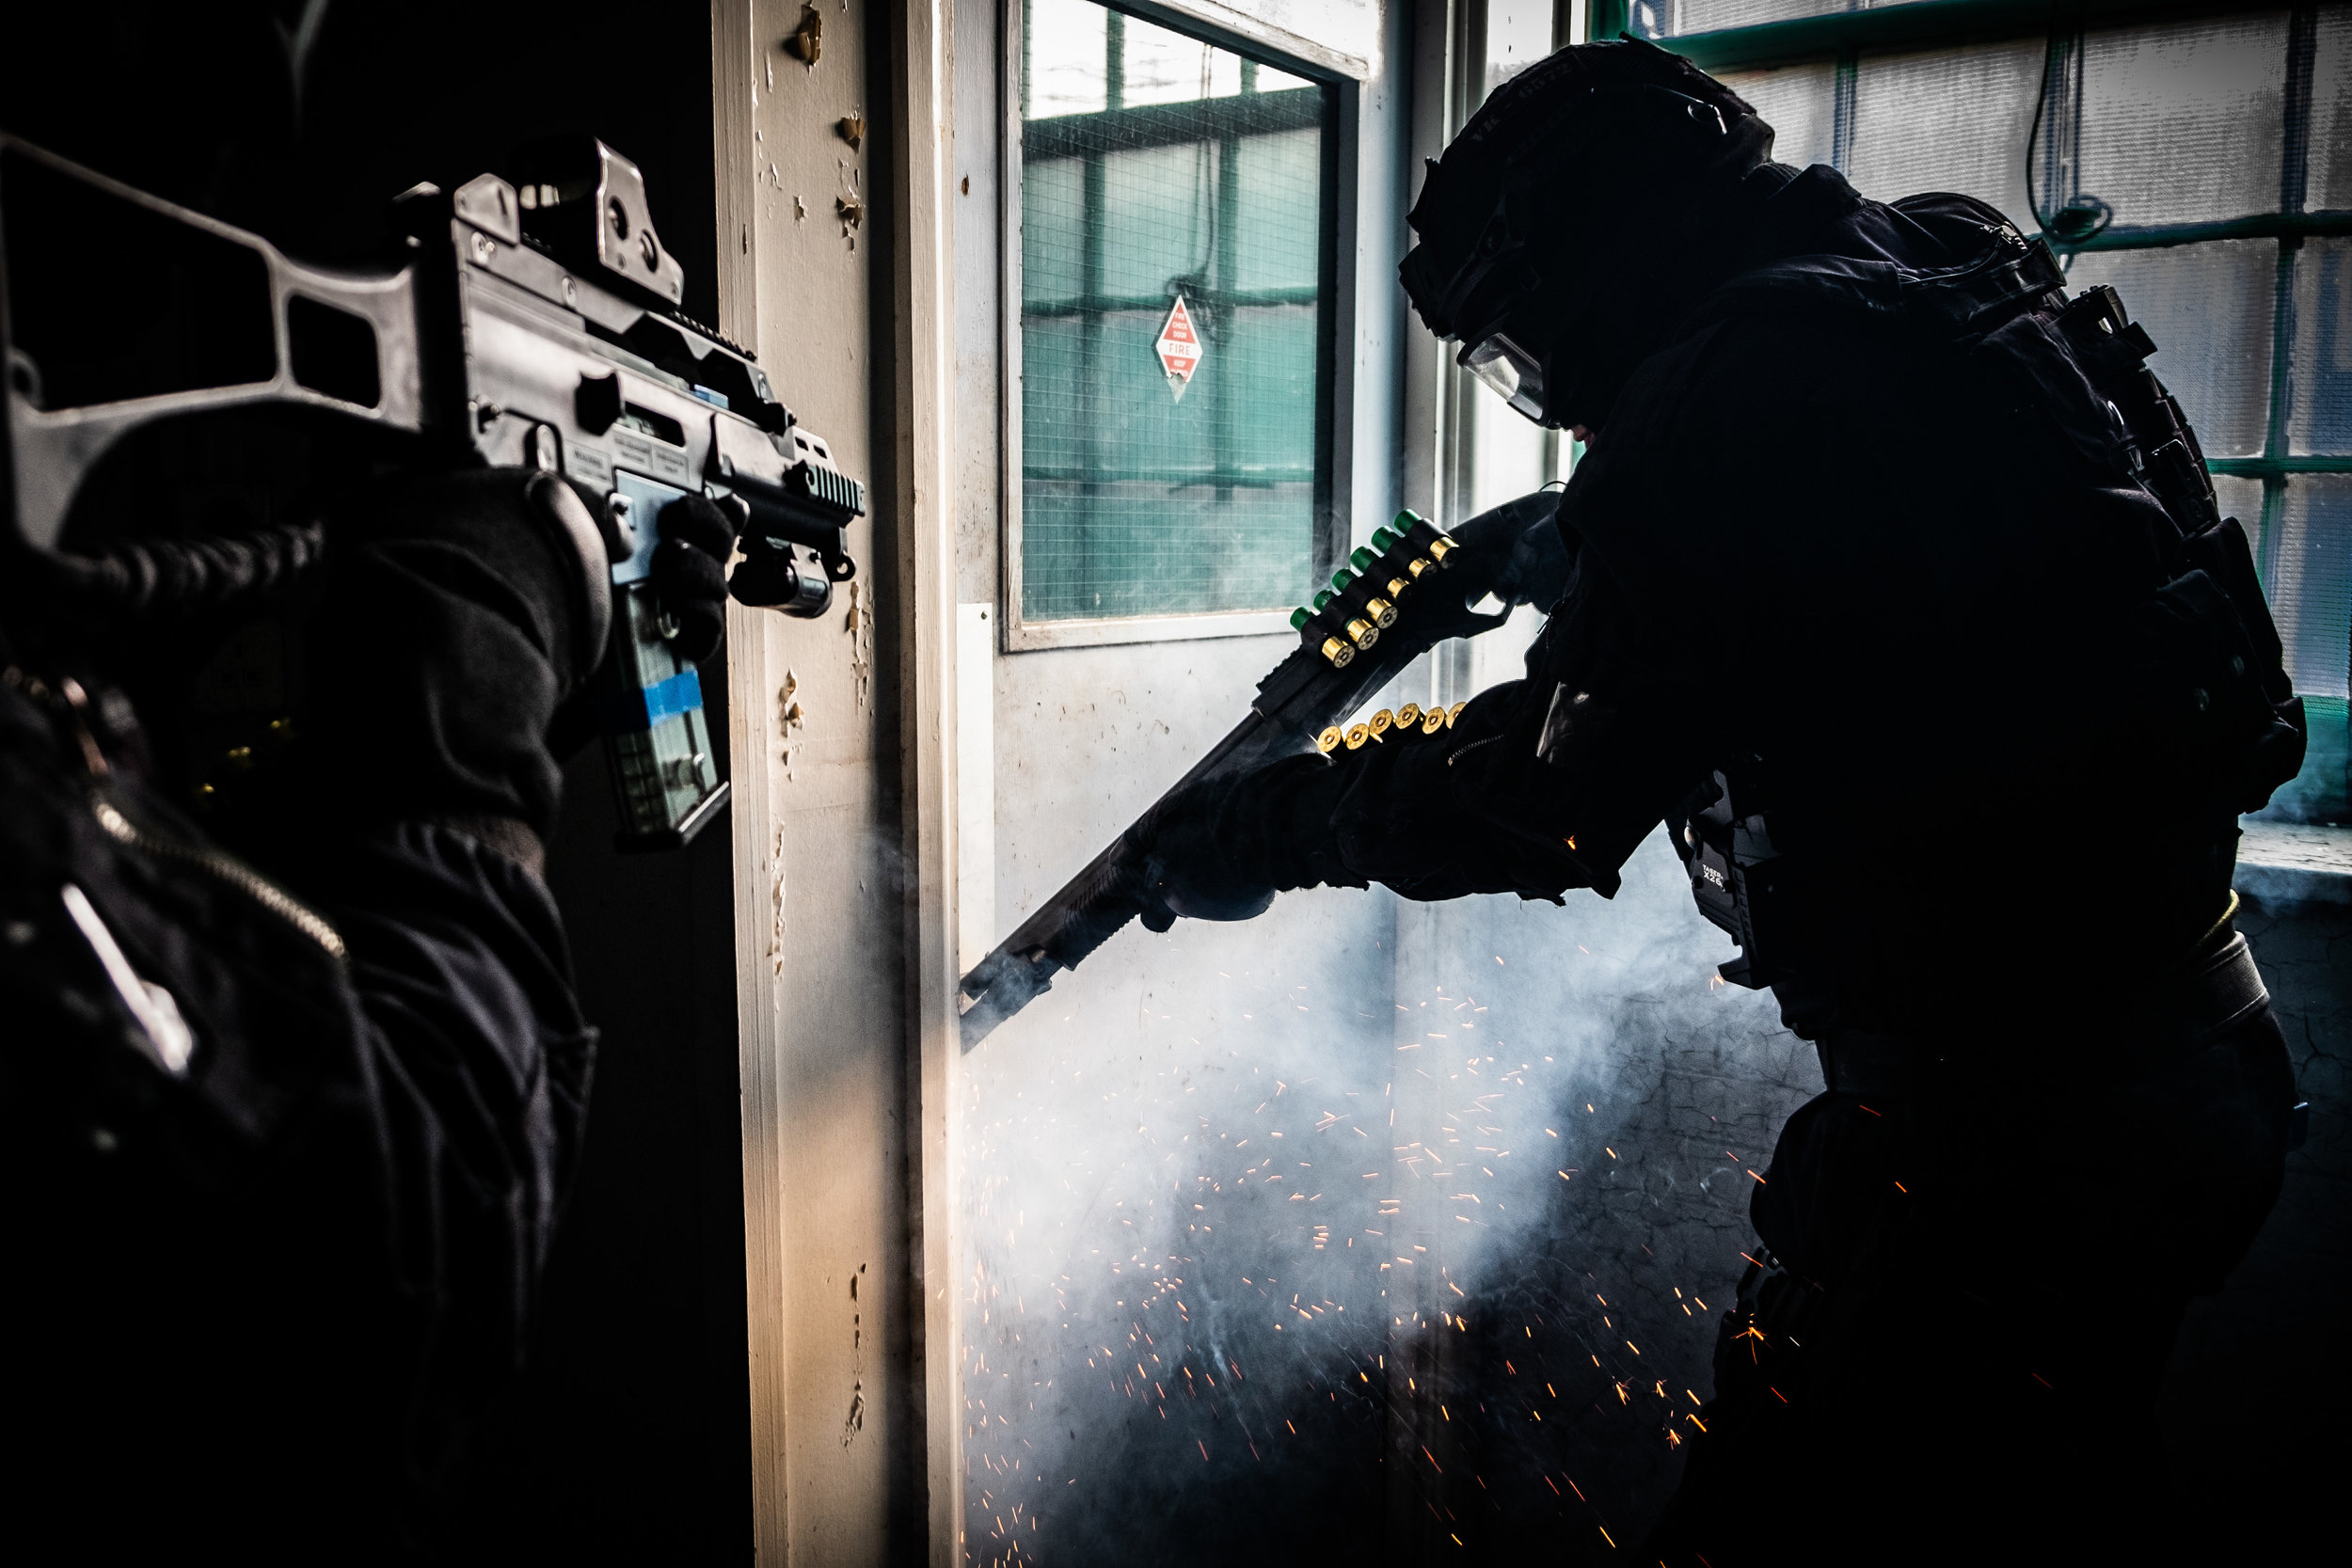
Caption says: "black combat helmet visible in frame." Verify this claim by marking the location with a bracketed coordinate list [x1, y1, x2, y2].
[1399, 38, 1775, 432]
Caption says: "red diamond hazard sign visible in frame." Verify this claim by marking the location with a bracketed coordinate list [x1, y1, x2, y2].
[1155, 294, 1201, 401]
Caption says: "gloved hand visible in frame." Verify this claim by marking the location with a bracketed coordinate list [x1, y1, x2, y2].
[293, 467, 612, 861]
[1120, 753, 1362, 931]
[1446, 489, 1572, 611]
[648, 494, 740, 664]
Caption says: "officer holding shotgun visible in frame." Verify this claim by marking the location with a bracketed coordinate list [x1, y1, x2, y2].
[1120, 39, 2303, 1561]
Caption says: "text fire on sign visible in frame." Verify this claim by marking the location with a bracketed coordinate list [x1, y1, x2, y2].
[1155, 294, 1202, 402]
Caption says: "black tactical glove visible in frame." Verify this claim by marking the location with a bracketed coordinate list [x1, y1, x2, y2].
[1446, 489, 1572, 611]
[296, 467, 612, 862]
[649, 494, 740, 664]
[1122, 753, 1364, 931]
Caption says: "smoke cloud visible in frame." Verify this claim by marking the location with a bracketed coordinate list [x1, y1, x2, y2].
[961, 822, 1820, 1563]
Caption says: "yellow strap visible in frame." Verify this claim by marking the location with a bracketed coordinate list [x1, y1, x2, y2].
[2192, 890, 2241, 954]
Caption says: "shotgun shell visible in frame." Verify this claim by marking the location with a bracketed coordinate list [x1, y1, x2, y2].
[1385, 576, 1411, 599]
[1422, 706, 1447, 735]
[1349, 546, 1380, 573]
[1447, 701, 1468, 726]
[1429, 534, 1459, 566]
[1344, 723, 1370, 750]
[1406, 558, 1436, 580]
[1317, 725, 1344, 752]
[1367, 708, 1393, 738]
[1320, 637, 1355, 668]
[1396, 703, 1422, 729]
[1291, 607, 1314, 631]
[1343, 617, 1378, 650]
[1366, 596, 1398, 628]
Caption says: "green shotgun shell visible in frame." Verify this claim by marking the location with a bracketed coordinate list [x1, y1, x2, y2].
[1291, 607, 1314, 631]
[1313, 589, 1334, 611]
[1370, 527, 1399, 551]
[1349, 546, 1379, 572]
[1330, 569, 1354, 593]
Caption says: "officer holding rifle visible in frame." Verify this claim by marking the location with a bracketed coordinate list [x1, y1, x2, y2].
[1, 6, 746, 1555]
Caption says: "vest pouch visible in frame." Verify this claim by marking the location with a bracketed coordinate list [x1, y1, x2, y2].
[2129, 566, 2307, 812]
[2176, 516, 2293, 705]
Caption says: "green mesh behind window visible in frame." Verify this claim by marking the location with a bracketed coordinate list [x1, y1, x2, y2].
[1020, 0, 1330, 622]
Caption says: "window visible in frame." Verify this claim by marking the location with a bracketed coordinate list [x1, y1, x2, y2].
[1602, 0, 2352, 821]
[1009, 0, 1342, 644]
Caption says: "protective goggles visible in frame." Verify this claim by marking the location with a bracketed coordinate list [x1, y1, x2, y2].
[1458, 329, 1548, 423]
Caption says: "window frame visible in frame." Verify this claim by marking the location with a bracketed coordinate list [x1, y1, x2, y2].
[998, 0, 1366, 651]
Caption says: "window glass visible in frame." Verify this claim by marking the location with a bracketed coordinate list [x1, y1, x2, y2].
[1019, 0, 1334, 624]
[1847, 40, 2042, 230]
[1026, 0, 1110, 118]
[2214, 475, 2266, 533]
[2074, 13, 2289, 229]
[2272, 474, 2352, 699]
[1120, 14, 1245, 105]
[2063, 240, 2278, 460]
[2310, 8, 2352, 213]
[1486, 0, 1556, 95]
[1630, 0, 1842, 37]
[2291, 236, 2352, 456]
[1715, 60, 1836, 172]
[1633, 0, 1957, 35]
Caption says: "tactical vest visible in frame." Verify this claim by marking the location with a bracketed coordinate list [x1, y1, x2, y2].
[1669, 201, 2306, 997]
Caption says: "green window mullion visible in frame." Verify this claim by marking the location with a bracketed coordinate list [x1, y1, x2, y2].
[1831, 44, 1857, 175]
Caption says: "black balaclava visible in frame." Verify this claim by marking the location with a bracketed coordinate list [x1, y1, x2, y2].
[1401, 38, 1780, 434]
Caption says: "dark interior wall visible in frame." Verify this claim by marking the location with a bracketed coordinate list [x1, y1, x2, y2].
[2, 1, 719, 327]
[5, 5, 752, 1560]
[458, 662, 750, 1565]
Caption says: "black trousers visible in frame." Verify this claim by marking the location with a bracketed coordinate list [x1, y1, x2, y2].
[1645, 998, 2294, 1566]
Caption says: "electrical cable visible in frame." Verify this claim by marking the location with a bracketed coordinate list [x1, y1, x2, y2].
[2025, 0, 2112, 249]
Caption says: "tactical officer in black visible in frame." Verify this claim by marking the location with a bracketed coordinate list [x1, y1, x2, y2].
[1125, 39, 2305, 1561]
[1, 8, 752, 1556]
[3, 483, 739, 1562]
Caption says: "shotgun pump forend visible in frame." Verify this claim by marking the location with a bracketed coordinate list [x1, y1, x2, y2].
[955, 488, 1567, 1050]
[0, 134, 866, 851]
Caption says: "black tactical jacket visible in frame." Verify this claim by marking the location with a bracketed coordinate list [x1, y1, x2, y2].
[0, 662, 594, 1558]
[1311, 165, 2299, 1043]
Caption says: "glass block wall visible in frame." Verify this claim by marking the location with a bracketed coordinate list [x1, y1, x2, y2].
[1621, 1, 2352, 821]
[1019, 0, 1335, 624]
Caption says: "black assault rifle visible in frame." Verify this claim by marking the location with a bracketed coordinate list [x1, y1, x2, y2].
[0, 135, 864, 850]
[955, 489, 1567, 1050]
